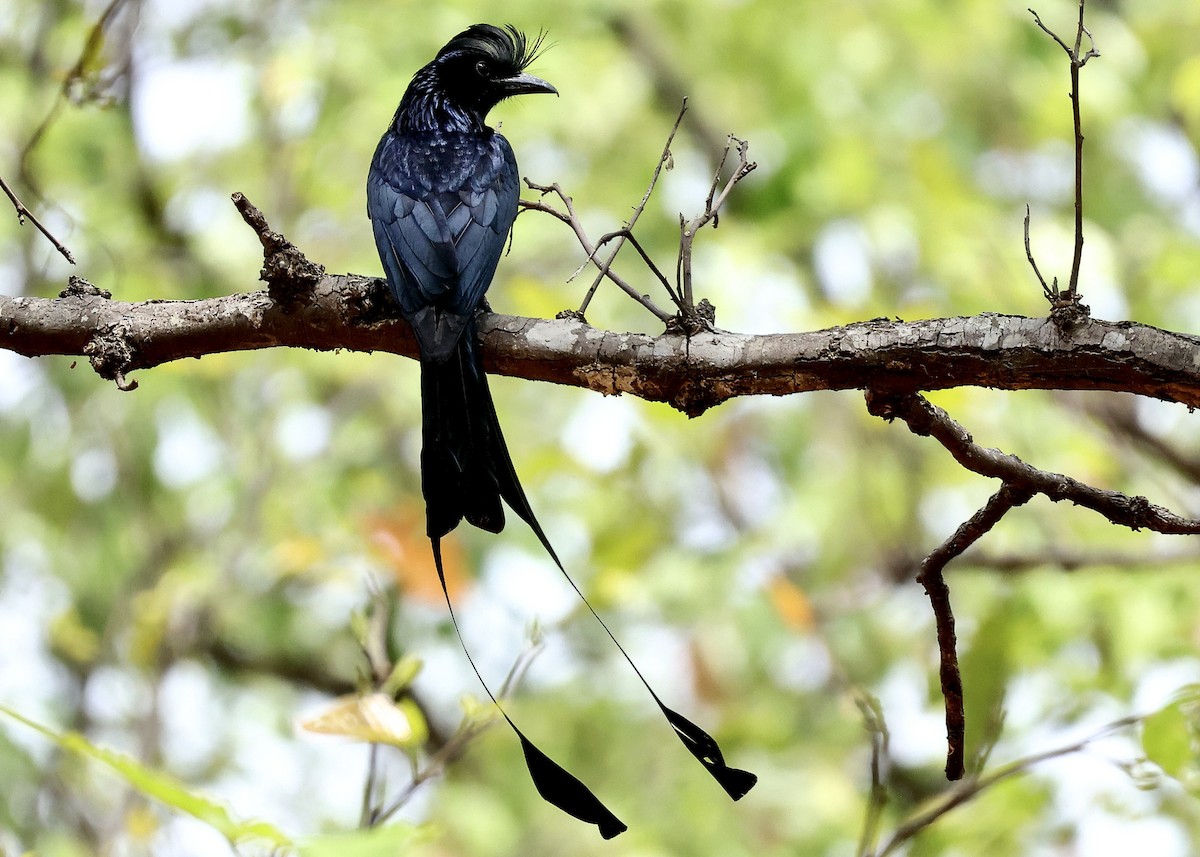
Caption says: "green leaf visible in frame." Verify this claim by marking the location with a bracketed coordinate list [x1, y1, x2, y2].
[381, 655, 423, 697]
[1142, 701, 1193, 780]
[299, 822, 430, 857]
[0, 705, 291, 847]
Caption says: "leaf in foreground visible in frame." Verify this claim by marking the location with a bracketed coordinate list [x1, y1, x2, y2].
[0, 705, 291, 848]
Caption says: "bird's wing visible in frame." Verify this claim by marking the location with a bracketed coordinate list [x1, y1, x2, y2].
[368, 134, 519, 359]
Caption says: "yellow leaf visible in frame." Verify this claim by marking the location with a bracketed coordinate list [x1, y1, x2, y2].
[768, 577, 815, 631]
[298, 693, 425, 749]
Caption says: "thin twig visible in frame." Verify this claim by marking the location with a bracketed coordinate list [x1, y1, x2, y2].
[916, 483, 1035, 780]
[854, 692, 890, 857]
[0, 174, 76, 264]
[874, 714, 1141, 856]
[588, 228, 682, 305]
[577, 98, 689, 316]
[519, 182, 673, 322]
[677, 135, 757, 309]
[1027, 1, 1100, 305]
[1023, 205, 1052, 300]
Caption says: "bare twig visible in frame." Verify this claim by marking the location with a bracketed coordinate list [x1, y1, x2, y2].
[677, 135, 757, 310]
[1023, 205, 1052, 300]
[0, 174, 76, 265]
[589, 228, 682, 306]
[866, 391, 1200, 536]
[867, 386, 1200, 779]
[520, 102, 755, 331]
[855, 692, 890, 857]
[1027, 1, 1100, 306]
[519, 181, 673, 322]
[577, 98, 689, 316]
[915, 483, 1035, 780]
[371, 638, 545, 826]
[873, 713, 1141, 856]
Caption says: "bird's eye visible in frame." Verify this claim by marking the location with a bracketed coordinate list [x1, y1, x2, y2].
[474, 60, 490, 78]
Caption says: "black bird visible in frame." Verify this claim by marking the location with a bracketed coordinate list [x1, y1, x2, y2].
[367, 24, 755, 837]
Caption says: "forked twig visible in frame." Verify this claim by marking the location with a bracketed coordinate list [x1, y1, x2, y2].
[867, 388, 1200, 779]
[577, 98, 690, 316]
[868, 391, 1200, 536]
[519, 181, 673, 322]
[677, 135, 757, 309]
[520, 99, 756, 329]
[916, 483, 1035, 780]
[590, 228, 682, 305]
[1026, 0, 1100, 308]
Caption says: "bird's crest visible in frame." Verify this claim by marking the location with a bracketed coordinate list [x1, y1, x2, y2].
[437, 24, 547, 74]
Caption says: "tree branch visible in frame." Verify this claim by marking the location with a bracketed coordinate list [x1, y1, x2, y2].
[866, 392, 1200, 535]
[7, 277, 1200, 416]
[915, 483, 1035, 781]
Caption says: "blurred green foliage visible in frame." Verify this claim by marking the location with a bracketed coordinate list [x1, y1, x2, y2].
[2, 0, 1200, 855]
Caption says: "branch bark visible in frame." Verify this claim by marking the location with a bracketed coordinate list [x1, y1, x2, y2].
[6, 275, 1200, 416]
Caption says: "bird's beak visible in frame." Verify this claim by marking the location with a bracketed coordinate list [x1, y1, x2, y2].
[497, 71, 558, 97]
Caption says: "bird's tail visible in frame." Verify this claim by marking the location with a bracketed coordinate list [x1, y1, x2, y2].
[419, 321, 508, 539]
[421, 323, 625, 837]
[422, 321, 755, 837]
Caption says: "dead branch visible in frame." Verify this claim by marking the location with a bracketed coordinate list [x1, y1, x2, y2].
[866, 392, 1200, 535]
[577, 98, 689, 316]
[677, 134, 757, 310]
[1027, 0, 1100, 308]
[915, 484, 1035, 781]
[519, 181, 674, 323]
[0, 174, 76, 264]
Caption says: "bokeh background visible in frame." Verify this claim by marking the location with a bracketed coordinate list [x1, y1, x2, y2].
[3, 0, 1200, 855]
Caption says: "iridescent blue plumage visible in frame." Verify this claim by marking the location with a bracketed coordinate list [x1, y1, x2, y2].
[367, 24, 753, 837]
[367, 24, 555, 537]
[367, 24, 631, 838]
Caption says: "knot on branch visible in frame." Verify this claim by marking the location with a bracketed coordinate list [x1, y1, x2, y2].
[670, 382, 724, 419]
[231, 192, 324, 312]
[343, 275, 398, 326]
[59, 276, 111, 299]
[1124, 495, 1152, 530]
[865, 389, 916, 426]
[556, 308, 587, 323]
[666, 299, 717, 336]
[85, 326, 138, 391]
[1048, 294, 1091, 330]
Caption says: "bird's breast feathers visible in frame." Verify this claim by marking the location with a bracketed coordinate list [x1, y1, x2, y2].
[367, 128, 521, 356]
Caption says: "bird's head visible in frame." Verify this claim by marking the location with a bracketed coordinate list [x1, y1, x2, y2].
[421, 24, 556, 120]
